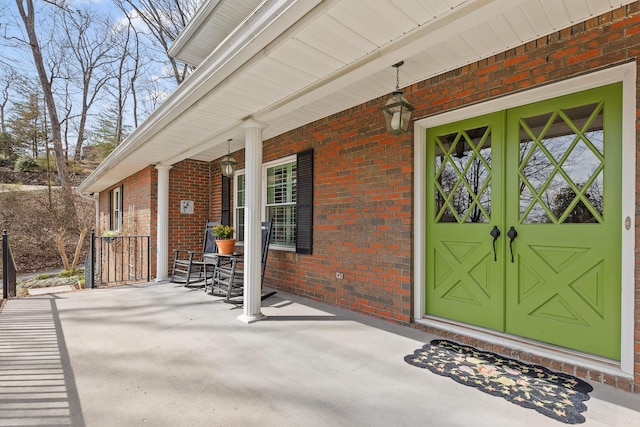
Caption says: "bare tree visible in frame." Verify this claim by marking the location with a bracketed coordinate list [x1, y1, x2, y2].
[108, 13, 144, 144]
[114, 0, 199, 85]
[58, 9, 120, 162]
[0, 66, 18, 158]
[14, 0, 77, 225]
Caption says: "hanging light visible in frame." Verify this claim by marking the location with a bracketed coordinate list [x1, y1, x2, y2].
[382, 61, 414, 135]
[220, 139, 237, 177]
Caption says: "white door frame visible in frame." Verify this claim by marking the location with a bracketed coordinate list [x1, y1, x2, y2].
[413, 62, 637, 375]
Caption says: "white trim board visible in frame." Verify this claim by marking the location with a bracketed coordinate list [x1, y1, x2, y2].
[413, 62, 637, 376]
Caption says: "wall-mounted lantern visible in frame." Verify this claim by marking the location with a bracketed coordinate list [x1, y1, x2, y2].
[382, 61, 414, 135]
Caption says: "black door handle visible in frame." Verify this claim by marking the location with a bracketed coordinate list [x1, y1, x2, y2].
[507, 226, 518, 263]
[490, 226, 500, 262]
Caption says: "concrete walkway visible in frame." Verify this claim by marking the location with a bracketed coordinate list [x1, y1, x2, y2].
[1, 282, 639, 426]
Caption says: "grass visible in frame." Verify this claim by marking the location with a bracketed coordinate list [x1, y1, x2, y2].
[16, 269, 86, 297]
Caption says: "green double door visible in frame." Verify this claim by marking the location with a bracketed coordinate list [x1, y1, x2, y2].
[425, 84, 622, 360]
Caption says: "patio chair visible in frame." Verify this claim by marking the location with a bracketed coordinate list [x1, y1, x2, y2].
[171, 220, 219, 287]
[206, 221, 275, 302]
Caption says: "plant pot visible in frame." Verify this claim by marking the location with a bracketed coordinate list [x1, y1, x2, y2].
[216, 239, 236, 255]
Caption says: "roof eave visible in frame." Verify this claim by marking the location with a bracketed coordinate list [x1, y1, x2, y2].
[168, 0, 223, 65]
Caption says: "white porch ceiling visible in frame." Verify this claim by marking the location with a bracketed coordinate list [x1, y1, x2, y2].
[79, 0, 636, 194]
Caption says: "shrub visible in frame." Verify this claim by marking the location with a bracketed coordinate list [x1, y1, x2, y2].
[68, 159, 88, 174]
[36, 156, 56, 170]
[14, 157, 39, 172]
[0, 188, 95, 273]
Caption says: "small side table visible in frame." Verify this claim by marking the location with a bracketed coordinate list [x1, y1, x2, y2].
[203, 252, 244, 302]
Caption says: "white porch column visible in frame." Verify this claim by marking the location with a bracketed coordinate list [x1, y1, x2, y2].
[155, 164, 172, 282]
[238, 120, 267, 323]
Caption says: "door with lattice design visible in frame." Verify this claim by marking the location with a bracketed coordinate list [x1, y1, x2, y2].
[504, 84, 621, 359]
[425, 84, 622, 360]
[425, 112, 505, 331]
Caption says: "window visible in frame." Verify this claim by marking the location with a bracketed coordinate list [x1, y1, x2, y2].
[232, 150, 313, 253]
[110, 186, 123, 232]
[266, 159, 297, 247]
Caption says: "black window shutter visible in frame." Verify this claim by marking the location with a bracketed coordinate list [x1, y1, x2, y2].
[221, 175, 231, 226]
[296, 149, 313, 254]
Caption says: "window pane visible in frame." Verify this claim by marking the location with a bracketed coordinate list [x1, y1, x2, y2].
[236, 207, 245, 242]
[434, 126, 492, 223]
[236, 160, 299, 248]
[237, 174, 245, 207]
[267, 163, 297, 204]
[268, 205, 296, 246]
[112, 188, 121, 231]
[519, 103, 604, 224]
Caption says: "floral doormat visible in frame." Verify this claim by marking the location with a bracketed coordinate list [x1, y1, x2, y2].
[405, 340, 593, 424]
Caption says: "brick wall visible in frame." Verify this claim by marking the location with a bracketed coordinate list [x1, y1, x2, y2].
[261, 113, 413, 324]
[98, 167, 154, 236]
[97, 166, 157, 277]
[167, 159, 213, 273]
[98, 160, 218, 278]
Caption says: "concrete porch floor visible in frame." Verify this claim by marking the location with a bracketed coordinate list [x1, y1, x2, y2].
[1, 282, 639, 426]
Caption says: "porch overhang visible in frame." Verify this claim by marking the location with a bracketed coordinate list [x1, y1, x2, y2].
[78, 0, 636, 195]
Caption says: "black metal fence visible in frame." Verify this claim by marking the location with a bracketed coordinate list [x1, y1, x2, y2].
[85, 230, 150, 287]
[2, 230, 17, 299]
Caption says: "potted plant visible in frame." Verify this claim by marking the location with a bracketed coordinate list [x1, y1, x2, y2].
[212, 224, 236, 254]
[102, 230, 119, 245]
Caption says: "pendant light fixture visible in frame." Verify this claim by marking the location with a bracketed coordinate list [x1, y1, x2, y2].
[382, 61, 414, 135]
[220, 139, 237, 177]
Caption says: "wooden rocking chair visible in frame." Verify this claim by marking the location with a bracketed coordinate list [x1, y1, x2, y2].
[171, 220, 219, 287]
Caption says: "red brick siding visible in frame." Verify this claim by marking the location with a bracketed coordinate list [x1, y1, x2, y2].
[98, 166, 157, 275]
[260, 114, 413, 324]
[166, 160, 213, 273]
[98, 167, 153, 236]
[253, 1, 640, 329]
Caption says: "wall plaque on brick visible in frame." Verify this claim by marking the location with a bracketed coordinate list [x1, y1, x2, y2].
[180, 200, 194, 214]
